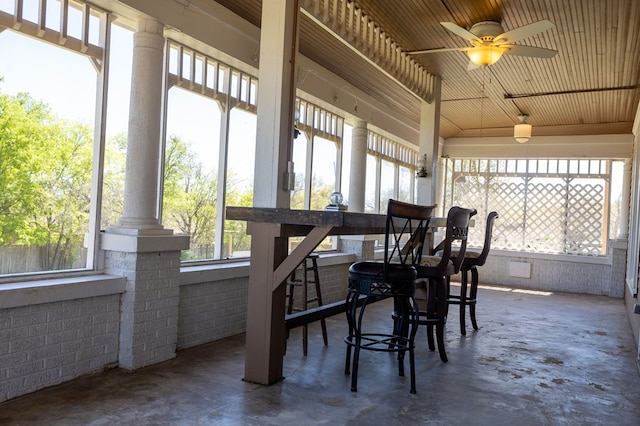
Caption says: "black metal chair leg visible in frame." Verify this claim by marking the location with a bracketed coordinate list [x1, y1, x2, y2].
[350, 297, 368, 392]
[351, 335, 361, 392]
[344, 292, 356, 375]
[436, 323, 448, 362]
[470, 266, 479, 330]
[459, 268, 469, 335]
[426, 323, 435, 351]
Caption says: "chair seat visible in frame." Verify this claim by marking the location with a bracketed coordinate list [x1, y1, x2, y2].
[349, 261, 417, 282]
[435, 248, 482, 268]
[451, 248, 481, 259]
[348, 261, 417, 295]
[417, 255, 456, 276]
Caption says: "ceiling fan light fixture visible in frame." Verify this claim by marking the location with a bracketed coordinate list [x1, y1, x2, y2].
[467, 45, 505, 66]
[514, 114, 532, 143]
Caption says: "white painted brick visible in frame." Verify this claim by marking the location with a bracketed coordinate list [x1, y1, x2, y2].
[10, 336, 46, 352]
[29, 345, 61, 361]
[7, 360, 45, 378]
[1, 351, 28, 366]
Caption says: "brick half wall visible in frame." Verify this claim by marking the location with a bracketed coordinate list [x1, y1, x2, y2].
[0, 294, 121, 402]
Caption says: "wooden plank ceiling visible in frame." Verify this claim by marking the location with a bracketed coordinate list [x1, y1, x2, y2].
[213, 0, 640, 141]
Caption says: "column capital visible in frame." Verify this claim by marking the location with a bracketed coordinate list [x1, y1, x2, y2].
[136, 18, 164, 35]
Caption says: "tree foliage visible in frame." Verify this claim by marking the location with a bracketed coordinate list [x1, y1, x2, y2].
[0, 91, 95, 270]
[0, 92, 47, 244]
[101, 132, 127, 230]
[0, 87, 338, 271]
[162, 135, 218, 259]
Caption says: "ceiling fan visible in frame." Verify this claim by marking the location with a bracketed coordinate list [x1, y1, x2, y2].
[410, 20, 557, 70]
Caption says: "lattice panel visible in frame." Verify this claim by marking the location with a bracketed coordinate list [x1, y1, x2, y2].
[490, 179, 526, 251]
[452, 177, 487, 247]
[445, 174, 608, 255]
[526, 180, 567, 253]
[442, 159, 611, 256]
[566, 181, 604, 255]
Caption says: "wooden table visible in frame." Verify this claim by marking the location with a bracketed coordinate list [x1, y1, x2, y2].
[226, 206, 446, 385]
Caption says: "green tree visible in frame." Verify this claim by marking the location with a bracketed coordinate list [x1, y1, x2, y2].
[101, 132, 127, 230]
[162, 135, 218, 259]
[310, 174, 334, 210]
[0, 92, 46, 244]
[29, 119, 93, 269]
[0, 91, 93, 271]
[224, 170, 253, 256]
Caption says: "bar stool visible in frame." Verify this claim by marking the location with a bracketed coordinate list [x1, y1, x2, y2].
[345, 199, 434, 394]
[446, 211, 499, 335]
[286, 253, 327, 356]
[415, 206, 476, 362]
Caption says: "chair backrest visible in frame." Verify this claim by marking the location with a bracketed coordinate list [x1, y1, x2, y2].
[434, 206, 477, 275]
[475, 211, 499, 266]
[384, 199, 435, 271]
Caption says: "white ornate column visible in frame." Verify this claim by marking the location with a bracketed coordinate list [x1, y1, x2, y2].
[339, 120, 373, 262]
[115, 18, 168, 234]
[348, 120, 367, 213]
[102, 18, 188, 370]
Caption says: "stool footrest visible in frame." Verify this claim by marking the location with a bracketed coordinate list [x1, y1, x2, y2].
[286, 295, 375, 330]
[344, 333, 413, 352]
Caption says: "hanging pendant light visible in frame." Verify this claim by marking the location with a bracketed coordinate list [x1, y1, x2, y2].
[514, 114, 532, 143]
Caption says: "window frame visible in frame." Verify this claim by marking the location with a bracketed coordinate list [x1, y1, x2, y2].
[0, 0, 110, 280]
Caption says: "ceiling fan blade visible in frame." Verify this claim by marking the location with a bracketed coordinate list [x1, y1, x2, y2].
[408, 46, 472, 55]
[494, 20, 555, 44]
[440, 22, 482, 43]
[505, 44, 558, 58]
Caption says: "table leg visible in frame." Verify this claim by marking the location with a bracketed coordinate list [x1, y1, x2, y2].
[243, 223, 331, 384]
[243, 223, 288, 385]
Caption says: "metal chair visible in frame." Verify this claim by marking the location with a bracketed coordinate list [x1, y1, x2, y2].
[445, 211, 499, 335]
[344, 199, 435, 394]
[415, 206, 477, 362]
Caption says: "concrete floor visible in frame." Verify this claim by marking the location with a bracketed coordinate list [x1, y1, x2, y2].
[1, 284, 639, 425]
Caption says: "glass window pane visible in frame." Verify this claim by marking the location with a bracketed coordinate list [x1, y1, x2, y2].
[609, 160, 624, 238]
[224, 108, 256, 259]
[364, 154, 377, 213]
[398, 165, 412, 203]
[310, 137, 337, 210]
[341, 124, 352, 204]
[102, 24, 133, 231]
[379, 159, 395, 213]
[290, 131, 308, 210]
[163, 88, 221, 262]
[0, 30, 97, 274]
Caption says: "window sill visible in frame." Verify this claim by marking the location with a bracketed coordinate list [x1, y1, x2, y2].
[0, 275, 126, 310]
[180, 252, 356, 285]
[489, 249, 611, 265]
